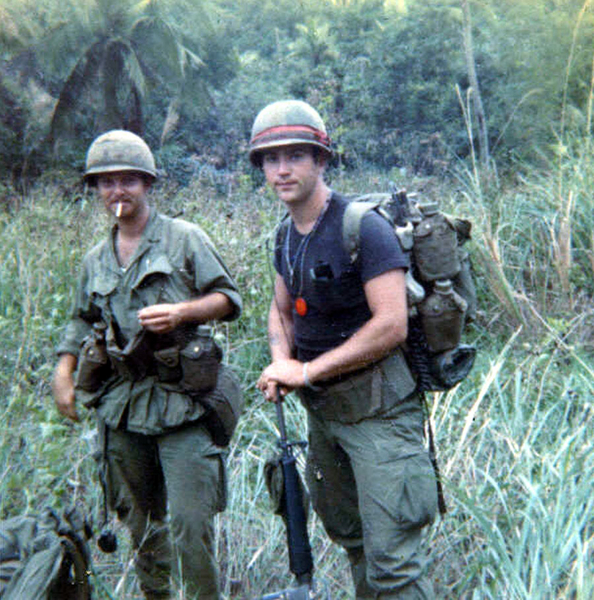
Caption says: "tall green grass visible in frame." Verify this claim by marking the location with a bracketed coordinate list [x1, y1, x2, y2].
[0, 148, 592, 598]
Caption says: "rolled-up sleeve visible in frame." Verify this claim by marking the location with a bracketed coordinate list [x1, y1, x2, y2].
[55, 261, 97, 356]
[186, 226, 242, 321]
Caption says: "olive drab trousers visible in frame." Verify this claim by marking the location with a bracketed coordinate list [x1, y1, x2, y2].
[102, 422, 226, 600]
[304, 394, 438, 599]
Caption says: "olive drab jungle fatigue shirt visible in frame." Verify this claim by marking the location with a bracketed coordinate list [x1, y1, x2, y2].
[57, 209, 242, 434]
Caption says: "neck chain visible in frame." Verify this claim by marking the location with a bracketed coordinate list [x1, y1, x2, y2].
[284, 195, 331, 316]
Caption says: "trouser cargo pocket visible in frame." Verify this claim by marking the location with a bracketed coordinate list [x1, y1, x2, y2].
[299, 364, 382, 423]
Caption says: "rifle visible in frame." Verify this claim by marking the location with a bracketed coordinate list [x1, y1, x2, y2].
[260, 392, 330, 600]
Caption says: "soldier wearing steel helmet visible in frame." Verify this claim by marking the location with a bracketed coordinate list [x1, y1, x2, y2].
[52, 130, 242, 599]
[254, 101, 438, 598]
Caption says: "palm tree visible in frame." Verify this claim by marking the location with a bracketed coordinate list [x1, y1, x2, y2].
[36, 0, 223, 143]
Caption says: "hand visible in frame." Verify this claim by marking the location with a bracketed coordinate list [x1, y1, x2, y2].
[138, 303, 183, 334]
[52, 370, 79, 422]
[257, 359, 304, 401]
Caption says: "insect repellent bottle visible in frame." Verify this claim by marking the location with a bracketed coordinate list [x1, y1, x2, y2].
[419, 279, 468, 353]
[413, 202, 461, 282]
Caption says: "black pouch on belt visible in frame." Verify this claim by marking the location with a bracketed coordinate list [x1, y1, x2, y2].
[179, 333, 222, 394]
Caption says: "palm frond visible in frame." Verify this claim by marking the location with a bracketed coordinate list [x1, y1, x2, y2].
[48, 40, 106, 144]
[122, 47, 147, 99]
[131, 16, 185, 83]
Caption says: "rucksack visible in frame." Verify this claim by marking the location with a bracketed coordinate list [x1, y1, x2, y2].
[343, 187, 477, 392]
[0, 506, 92, 600]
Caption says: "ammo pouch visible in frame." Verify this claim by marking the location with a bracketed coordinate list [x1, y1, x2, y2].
[74, 323, 111, 393]
[107, 323, 222, 394]
[178, 333, 222, 394]
[153, 337, 221, 393]
[297, 348, 416, 424]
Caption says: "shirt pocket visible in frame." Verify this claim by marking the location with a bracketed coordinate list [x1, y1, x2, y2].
[132, 254, 175, 302]
[88, 272, 119, 312]
[311, 267, 365, 313]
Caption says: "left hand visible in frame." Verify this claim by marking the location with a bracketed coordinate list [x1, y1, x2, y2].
[257, 359, 305, 400]
[138, 303, 182, 334]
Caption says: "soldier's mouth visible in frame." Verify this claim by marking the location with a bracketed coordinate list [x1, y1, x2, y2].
[111, 200, 131, 216]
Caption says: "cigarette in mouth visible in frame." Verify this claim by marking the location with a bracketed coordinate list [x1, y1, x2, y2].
[116, 202, 123, 218]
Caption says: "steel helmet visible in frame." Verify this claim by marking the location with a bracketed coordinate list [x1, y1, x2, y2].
[249, 100, 332, 167]
[84, 130, 156, 183]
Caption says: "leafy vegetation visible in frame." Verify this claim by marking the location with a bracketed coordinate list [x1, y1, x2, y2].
[1, 0, 593, 179]
[1, 139, 593, 597]
[0, 0, 593, 598]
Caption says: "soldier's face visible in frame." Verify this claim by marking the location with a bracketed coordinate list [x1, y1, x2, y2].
[262, 145, 325, 206]
[96, 172, 150, 219]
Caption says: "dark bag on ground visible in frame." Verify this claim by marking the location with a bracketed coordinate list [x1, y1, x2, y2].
[0, 506, 92, 600]
[343, 188, 477, 392]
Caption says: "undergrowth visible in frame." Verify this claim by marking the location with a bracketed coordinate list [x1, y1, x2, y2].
[0, 150, 592, 598]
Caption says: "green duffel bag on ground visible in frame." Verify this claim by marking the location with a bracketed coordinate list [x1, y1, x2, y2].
[0, 506, 92, 600]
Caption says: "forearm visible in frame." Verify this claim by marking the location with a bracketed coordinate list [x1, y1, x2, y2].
[52, 353, 79, 421]
[176, 292, 234, 324]
[53, 352, 78, 384]
[305, 313, 406, 384]
[268, 300, 295, 361]
[138, 292, 234, 333]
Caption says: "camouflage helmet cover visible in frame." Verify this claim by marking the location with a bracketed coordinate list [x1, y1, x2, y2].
[84, 130, 156, 182]
[249, 100, 332, 166]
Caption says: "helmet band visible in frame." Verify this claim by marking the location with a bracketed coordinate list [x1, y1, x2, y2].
[251, 124, 331, 148]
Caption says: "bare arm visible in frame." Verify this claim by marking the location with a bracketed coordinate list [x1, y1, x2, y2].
[52, 353, 79, 422]
[137, 292, 234, 334]
[268, 275, 295, 361]
[258, 269, 408, 392]
[306, 269, 407, 382]
[257, 276, 295, 400]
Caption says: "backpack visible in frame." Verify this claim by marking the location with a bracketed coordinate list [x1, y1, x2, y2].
[0, 506, 92, 600]
[343, 187, 477, 392]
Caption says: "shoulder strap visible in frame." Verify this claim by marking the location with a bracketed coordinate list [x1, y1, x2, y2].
[276, 213, 291, 245]
[342, 199, 389, 263]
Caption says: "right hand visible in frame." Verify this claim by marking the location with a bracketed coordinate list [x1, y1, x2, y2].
[257, 362, 296, 402]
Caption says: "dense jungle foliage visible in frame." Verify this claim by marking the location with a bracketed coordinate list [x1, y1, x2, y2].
[0, 0, 593, 598]
[0, 0, 593, 181]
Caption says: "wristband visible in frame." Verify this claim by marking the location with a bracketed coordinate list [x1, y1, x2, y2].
[303, 362, 322, 391]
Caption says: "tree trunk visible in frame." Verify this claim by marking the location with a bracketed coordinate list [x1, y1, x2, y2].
[462, 0, 490, 169]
